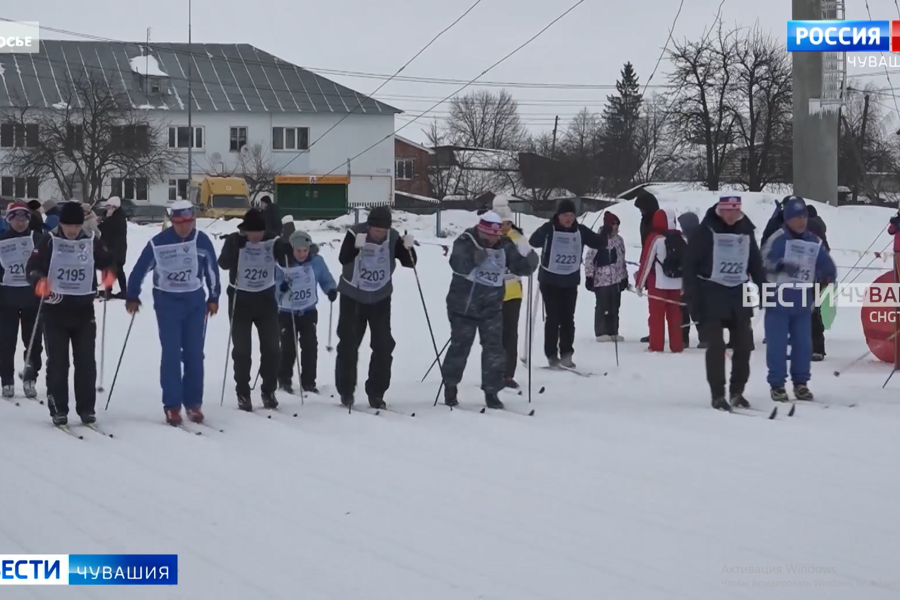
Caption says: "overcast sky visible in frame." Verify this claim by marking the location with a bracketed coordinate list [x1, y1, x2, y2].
[5, 0, 900, 144]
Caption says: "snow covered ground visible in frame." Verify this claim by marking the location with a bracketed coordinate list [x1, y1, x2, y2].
[3, 193, 900, 599]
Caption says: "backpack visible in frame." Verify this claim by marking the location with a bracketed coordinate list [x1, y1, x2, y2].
[659, 232, 686, 278]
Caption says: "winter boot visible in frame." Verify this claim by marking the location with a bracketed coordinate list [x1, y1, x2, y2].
[185, 406, 204, 424]
[770, 388, 789, 402]
[811, 353, 824, 362]
[279, 380, 294, 394]
[444, 385, 459, 407]
[547, 356, 560, 368]
[504, 378, 520, 390]
[340, 394, 354, 408]
[369, 397, 386, 410]
[640, 335, 650, 343]
[596, 335, 611, 342]
[613, 335, 624, 342]
[484, 392, 504, 410]
[301, 384, 319, 394]
[237, 393, 253, 412]
[730, 393, 750, 409]
[52, 413, 68, 426]
[23, 380, 36, 399]
[2, 384, 13, 398]
[79, 411, 96, 425]
[559, 354, 576, 369]
[261, 392, 279, 409]
[697, 341, 709, 349]
[793, 384, 814, 401]
[164, 407, 182, 426]
[711, 396, 731, 411]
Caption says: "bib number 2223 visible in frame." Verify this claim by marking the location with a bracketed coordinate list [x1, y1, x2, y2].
[555, 254, 577, 265]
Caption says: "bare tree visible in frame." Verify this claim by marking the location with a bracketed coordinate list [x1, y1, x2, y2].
[0, 71, 178, 204]
[444, 89, 528, 150]
[561, 108, 601, 157]
[729, 25, 793, 191]
[634, 93, 673, 182]
[838, 85, 899, 202]
[666, 22, 739, 190]
[236, 144, 277, 201]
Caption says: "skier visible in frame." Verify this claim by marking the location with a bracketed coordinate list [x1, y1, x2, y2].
[677, 211, 703, 347]
[99, 196, 128, 299]
[584, 211, 628, 342]
[492, 196, 526, 388]
[761, 197, 837, 402]
[0, 202, 45, 399]
[26, 200, 43, 233]
[634, 191, 660, 345]
[275, 229, 337, 395]
[634, 208, 685, 353]
[760, 196, 789, 248]
[443, 211, 538, 409]
[281, 215, 296, 243]
[41, 200, 60, 233]
[260, 196, 282, 237]
[682, 195, 766, 411]
[528, 199, 607, 368]
[218, 208, 290, 411]
[125, 201, 221, 425]
[26, 201, 115, 426]
[806, 204, 830, 361]
[335, 206, 416, 409]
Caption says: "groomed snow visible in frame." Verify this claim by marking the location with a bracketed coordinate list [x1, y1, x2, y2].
[2, 192, 900, 599]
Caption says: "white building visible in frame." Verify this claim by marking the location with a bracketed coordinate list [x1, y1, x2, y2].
[0, 41, 399, 206]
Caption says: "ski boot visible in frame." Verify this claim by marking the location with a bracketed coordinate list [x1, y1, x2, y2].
[79, 411, 96, 425]
[444, 385, 459, 407]
[559, 354, 576, 369]
[22, 380, 37, 399]
[484, 392, 504, 410]
[164, 407, 182, 425]
[711, 396, 731, 411]
[301, 384, 319, 394]
[547, 357, 561, 368]
[793, 384, 814, 401]
[261, 392, 279, 409]
[237, 393, 253, 412]
[613, 335, 624, 342]
[51, 413, 68, 426]
[770, 388, 789, 402]
[640, 336, 650, 344]
[596, 335, 611, 342]
[811, 353, 824, 362]
[279, 380, 294, 394]
[340, 394, 354, 408]
[730, 393, 750, 409]
[185, 405, 204, 424]
[504, 378, 520, 390]
[2, 384, 13, 398]
[369, 397, 386, 410]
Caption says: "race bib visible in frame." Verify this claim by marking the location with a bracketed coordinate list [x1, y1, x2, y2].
[280, 264, 318, 311]
[784, 239, 820, 284]
[468, 248, 506, 287]
[49, 236, 95, 296]
[709, 233, 750, 287]
[153, 240, 201, 293]
[352, 241, 391, 292]
[236, 240, 276, 292]
[0, 236, 33, 287]
[546, 230, 581, 275]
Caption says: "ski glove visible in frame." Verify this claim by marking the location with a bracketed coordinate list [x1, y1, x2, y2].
[327, 289, 338, 302]
[635, 287, 644, 298]
[474, 248, 488, 263]
[279, 280, 290, 293]
[515, 237, 532, 257]
[585, 277, 594, 292]
[619, 278, 629, 292]
[354, 232, 367, 248]
[402, 234, 414, 249]
[207, 302, 218, 316]
[34, 277, 50, 297]
[125, 299, 141, 314]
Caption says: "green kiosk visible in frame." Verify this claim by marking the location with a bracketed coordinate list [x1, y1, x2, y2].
[274, 175, 350, 220]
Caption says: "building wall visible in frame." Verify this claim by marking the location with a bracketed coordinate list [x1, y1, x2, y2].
[0, 110, 395, 206]
[394, 138, 433, 197]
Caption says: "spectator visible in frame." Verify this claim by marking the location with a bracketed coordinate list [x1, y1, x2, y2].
[27, 200, 43, 233]
[42, 199, 60, 232]
[99, 196, 128, 299]
[82, 203, 102, 238]
[260, 195, 282, 236]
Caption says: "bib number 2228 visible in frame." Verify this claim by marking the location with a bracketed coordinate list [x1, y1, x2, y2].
[718, 261, 743, 275]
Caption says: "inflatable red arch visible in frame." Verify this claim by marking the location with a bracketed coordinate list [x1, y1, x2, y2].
[861, 271, 900, 363]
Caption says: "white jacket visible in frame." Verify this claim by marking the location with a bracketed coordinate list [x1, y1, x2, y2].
[637, 209, 683, 291]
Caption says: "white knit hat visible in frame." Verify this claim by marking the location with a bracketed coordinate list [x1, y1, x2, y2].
[282, 214, 294, 224]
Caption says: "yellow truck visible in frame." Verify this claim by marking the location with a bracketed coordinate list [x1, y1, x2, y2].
[191, 176, 251, 219]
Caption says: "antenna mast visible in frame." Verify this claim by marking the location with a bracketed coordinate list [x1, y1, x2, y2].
[187, 0, 193, 194]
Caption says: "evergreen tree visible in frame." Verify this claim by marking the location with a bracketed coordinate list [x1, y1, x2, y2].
[598, 62, 644, 194]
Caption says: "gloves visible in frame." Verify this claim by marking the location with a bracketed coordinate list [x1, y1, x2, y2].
[636, 287, 643, 298]
[125, 299, 141, 314]
[280, 280, 290, 293]
[27, 270, 45, 285]
[516, 238, 532, 257]
[619, 278, 629, 292]
[600, 224, 612, 236]
[781, 262, 800, 277]
[354, 232, 367, 248]
[585, 277, 594, 292]
[34, 277, 50, 297]
[207, 302, 218, 316]
[327, 289, 338, 302]
[101, 269, 116, 289]
[402, 234, 414, 249]
[474, 248, 487, 263]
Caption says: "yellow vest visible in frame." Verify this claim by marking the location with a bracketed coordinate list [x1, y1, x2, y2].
[503, 230, 523, 301]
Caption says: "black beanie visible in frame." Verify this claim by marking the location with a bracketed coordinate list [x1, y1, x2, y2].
[27, 200, 41, 211]
[367, 206, 392, 229]
[238, 208, 266, 232]
[556, 199, 576, 216]
[59, 202, 84, 225]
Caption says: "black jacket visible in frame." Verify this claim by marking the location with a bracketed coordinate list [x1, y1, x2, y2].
[0, 228, 43, 308]
[28, 211, 43, 234]
[26, 229, 115, 311]
[98, 208, 128, 263]
[529, 219, 607, 287]
[683, 205, 766, 323]
[262, 203, 282, 237]
[807, 216, 830, 252]
[217, 231, 291, 306]
[635, 192, 660, 245]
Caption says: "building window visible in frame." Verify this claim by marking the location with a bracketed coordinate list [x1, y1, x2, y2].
[168, 178, 189, 201]
[0, 176, 39, 198]
[67, 124, 83, 150]
[168, 126, 204, 150]
[272, 127, 309, 151]
[111, 177, 149, 201]
[111, 125, 149, 150]
[150, 78, 161, 94]
[0, 123, 38, 148]
[230, 127, 248, 152]
[396, 158, 414, 180]
[740, 157, 748, 175]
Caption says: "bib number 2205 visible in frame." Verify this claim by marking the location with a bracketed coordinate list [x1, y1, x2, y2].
[289, 289, 312, 302]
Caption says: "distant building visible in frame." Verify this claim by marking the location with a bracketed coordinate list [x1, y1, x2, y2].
[394, 135, 434, 198]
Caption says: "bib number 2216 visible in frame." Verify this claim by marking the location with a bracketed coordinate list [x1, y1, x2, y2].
[243, 268, 268, 281]
[57, 268, 86, 282]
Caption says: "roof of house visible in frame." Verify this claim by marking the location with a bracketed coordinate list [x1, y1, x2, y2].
[395, 135, 434, 154]
[0, 40, 401, 115]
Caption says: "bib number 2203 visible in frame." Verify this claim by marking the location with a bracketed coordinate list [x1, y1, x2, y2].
[360, 267, 385, 282]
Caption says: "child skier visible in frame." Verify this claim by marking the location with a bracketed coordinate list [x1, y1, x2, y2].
[275, 230, 337, 395]
[443, 211, 538, 409]
[634, 208, 685, 353]
[584, 211, 628, 342]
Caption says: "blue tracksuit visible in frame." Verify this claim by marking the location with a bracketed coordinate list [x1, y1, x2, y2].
[43, 208, 60, 233]
[126, 227, 221, 408]
[761, 225, 837, 388]
[274, 251, 337, 315]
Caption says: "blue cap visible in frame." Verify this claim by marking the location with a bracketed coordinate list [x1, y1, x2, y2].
[783, 197, 807, 221]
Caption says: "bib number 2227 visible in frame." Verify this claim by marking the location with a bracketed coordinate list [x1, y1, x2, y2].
[166, 269, 192, 282]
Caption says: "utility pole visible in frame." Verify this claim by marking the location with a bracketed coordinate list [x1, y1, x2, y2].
[145, 28, 150, 93]
[851, 93, 870, 203]
[186, 0, 193, 197]
[550, 115, 559, 158]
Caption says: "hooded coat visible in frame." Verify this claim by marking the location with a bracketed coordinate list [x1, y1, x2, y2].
[677, 211, 700, 238]
[635, 192, 660, 244]
[274, 243, 337, 316]
[805, 205, 830, 252]
[635, 209, 683, 291]
[682, 204, 766, 323]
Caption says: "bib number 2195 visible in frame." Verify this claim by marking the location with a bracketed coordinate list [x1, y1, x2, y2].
[57, 268, 86, 282]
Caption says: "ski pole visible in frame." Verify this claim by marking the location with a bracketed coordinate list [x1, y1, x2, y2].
[105, 312, 135, 410]
[20, 294, 45, 380]
[220, 291, 237, 407]
[283, 258, 305, 405]
[834, 328, 900, 378]
[405, 261, 444, 408]
[97, 288, 109, 392]
[420, 338, 450, 382]
[526, 274, 534, 404]
[326, 301, 334, 352]
[251, 367, 261, 391]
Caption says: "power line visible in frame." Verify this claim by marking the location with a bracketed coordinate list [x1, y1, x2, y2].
[304, 0, 587, 178]
[863, 0, 899, 117]
[641, 0, 685, 97]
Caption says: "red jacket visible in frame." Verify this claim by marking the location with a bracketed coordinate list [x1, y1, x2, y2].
[889, 221, 900, 252]
[635, 209, 682, 289]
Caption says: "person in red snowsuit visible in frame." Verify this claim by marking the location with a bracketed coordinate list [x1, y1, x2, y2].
[888, 213, 900, 277]
[635, 208, 684, 353]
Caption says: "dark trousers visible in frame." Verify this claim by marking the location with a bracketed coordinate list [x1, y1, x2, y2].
[43, 306, 96, 416]
[228, 295, 280, 395]
[702, 317, 753, 399]
[335, 294, 394, 399]
[812, 307, 825, 355]
[541, 284, 577, 358]
[682, 304, 704, 345]
[115, 260, 127, 295]
[278, 310, 318, 387]
[593, 284, 621, 337]
[0, 304, 42, 384]
[443, 309, 504, 393]
[502, 299, 521, 379]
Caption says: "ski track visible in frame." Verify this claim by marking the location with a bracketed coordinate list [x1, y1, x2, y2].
[3, 200, 900, 599]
